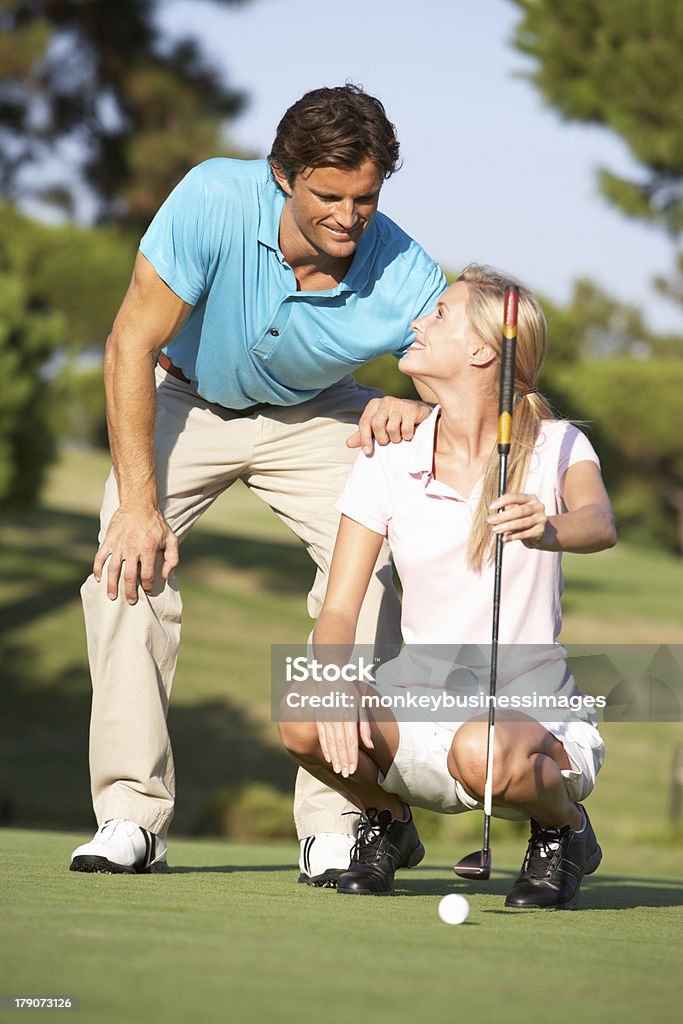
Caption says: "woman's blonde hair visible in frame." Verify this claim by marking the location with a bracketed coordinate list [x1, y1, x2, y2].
[457, 264, 555, 571]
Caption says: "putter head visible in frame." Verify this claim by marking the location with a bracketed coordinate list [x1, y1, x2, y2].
[453, 849, 491, 880]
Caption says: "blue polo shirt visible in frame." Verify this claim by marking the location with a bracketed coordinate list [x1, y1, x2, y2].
[140, 158, 446, 408]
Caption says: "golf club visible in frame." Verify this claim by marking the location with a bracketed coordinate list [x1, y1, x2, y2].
[453, 284, 519, 881]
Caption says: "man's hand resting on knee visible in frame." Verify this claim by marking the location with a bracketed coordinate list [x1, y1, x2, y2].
[93, 506, 179, 605]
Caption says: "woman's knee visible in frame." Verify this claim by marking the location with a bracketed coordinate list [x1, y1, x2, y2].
[448, 722, 514, 800]
[278, 717, 319, 761]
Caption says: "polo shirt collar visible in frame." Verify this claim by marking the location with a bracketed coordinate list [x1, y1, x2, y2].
[409, 405, 485, 504]
[340, 217, 377, 293]
[257, 176, 286, 253]
[257, 175, 377, 294]
[406, 405, 441, 477]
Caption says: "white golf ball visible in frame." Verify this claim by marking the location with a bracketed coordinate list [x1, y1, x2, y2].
[438, 893, 470, 925]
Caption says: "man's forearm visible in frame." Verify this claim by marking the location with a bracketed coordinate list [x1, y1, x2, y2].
[104, 335, 159, 509]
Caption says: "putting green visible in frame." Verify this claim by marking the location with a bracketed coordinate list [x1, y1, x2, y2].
[2, 830, 681, 1024]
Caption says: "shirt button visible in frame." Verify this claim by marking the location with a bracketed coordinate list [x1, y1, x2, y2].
[270, 328, 279, 336]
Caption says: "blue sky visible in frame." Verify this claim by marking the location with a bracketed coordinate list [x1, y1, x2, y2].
[162, 0, 680, 333]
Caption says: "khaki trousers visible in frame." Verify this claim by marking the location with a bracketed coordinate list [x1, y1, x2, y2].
[81, 368, 401, 839]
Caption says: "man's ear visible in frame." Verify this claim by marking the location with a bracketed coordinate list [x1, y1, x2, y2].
[469, 344, 496, 367]
[270, 162, 292, 196]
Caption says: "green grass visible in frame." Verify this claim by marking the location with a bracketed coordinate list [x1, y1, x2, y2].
[561, 545, 683, 642]
[1, 446, 683, 836]
[2, 447, 683, 1023]
[1, 830, 681, 1024]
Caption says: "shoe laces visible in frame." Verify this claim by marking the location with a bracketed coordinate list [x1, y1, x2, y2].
[349, 808, 392, 865]
[523, 819, 569, 879]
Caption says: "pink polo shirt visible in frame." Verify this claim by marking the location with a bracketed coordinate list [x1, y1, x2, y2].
[337, 407, 600, 646]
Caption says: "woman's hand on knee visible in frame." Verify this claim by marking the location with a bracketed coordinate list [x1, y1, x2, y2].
[316, 684, 372, 777]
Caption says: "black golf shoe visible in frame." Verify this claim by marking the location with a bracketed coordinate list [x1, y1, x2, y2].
[336, 807, 425, 896]
[504, 805, 602, 910]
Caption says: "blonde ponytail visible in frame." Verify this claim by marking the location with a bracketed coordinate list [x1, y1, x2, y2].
[456, 266, 555, 572]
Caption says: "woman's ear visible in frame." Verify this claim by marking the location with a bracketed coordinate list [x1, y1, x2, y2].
[468, 343, 496, 367]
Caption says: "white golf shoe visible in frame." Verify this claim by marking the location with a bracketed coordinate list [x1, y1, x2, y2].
[298, 832, 356, 887]
[70, 819, 168, 874]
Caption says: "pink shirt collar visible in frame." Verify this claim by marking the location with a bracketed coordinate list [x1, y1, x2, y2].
[406, 405, 441, 478]
[407, 405, 484, 504]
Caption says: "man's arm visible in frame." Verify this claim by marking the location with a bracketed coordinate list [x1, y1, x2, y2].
[347, 262, 444, 451]
[93, 251, 193, 604]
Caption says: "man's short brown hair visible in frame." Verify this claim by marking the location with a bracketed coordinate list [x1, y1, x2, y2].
[269, 84, 401, 187]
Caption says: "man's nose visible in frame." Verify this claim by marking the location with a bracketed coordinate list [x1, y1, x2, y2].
[335, 199, 358, 229]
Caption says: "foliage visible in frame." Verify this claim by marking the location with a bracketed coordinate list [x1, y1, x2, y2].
[0, 202, 131, 458]
[57, 364, 106, 447]
[553, 358, 683, 551]
[0, 263, 63, 508]
[510, 0, 683, 237]
[0, 0, 250, 231]
[193, 783, 296, 840]
[0, 1, 254, 479]
[354, 353, 419, 400]
[0, 202, 133, 349]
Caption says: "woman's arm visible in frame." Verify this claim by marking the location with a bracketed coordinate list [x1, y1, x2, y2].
[311, 516, 385, 776]
[488, 460, 617, 553]
[313, 515, 386, 648]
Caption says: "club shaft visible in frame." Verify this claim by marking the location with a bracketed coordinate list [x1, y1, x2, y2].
[482, 458, 507, 852]
[481, 287, 518, 860]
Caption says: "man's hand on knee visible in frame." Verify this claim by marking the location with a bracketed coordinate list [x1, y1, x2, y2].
[93, 506, 179, 604]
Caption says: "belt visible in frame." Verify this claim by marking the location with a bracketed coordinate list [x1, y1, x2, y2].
[157, 352, 271, 417]
[158, 351, 191, 383]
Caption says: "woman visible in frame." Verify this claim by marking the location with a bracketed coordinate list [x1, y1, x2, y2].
[279, 265, 616, 908]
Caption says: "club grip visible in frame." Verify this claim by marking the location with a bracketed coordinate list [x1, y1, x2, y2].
[498, 286, 519, 452]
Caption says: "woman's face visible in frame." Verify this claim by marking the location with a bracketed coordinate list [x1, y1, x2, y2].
[399, 282, 474, 380]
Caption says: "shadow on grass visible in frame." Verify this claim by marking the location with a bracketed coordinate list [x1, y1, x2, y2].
[395, 869, 516, 899]
[1, 503, 312, 832]
[580, 873, 683, 910]
[169, 864, 295, 874]
[0, 638, 296, 835]
[1, 506, 313, 637]
[388, 864, 683, 907]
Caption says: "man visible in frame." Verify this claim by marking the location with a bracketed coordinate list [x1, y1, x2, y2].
[70, 84, 445, 879]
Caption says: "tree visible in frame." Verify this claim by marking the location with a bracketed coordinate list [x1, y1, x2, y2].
[0, 202, 133, 347]
[553, 359, 683, 552]
[509, 1, 683, 552]
[0, 0, 249, 232]
[0, 202, 135, 458]
[0, 1, 253, 504]
[0, 262, 63, 509]
[510, 0, 683, 237]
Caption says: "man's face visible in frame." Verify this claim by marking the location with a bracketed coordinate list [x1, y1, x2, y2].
[273, 160, 382, 261]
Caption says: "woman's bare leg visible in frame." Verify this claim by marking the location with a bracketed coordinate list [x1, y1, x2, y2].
[447, 716, 582, 828]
